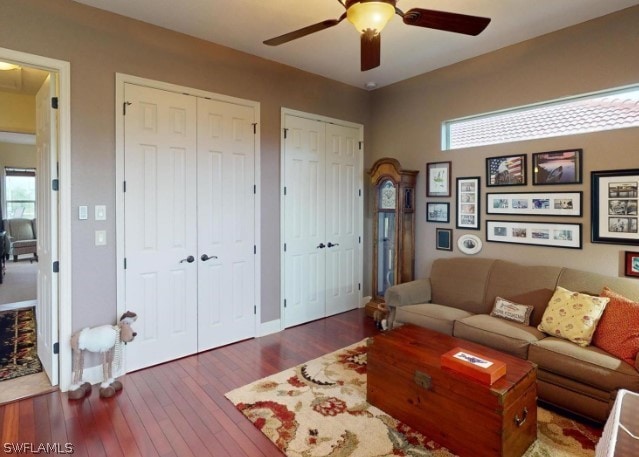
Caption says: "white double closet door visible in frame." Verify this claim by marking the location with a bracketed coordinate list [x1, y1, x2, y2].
[123, 83, 256, 371]
[283, 114, 362, 328]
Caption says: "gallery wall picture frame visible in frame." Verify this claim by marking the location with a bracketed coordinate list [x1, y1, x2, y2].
[532, 149, 582, 185]
[426, 202, 450, 223]
[427, 161, 451, 197]
[456, 176, 480, 230]
[625, 251, 639, 278]
[591, 168, 639, 245]
[436, 228, 453, 251]
[486, 191, 582, 217]
[458, 234, 482, 255]
[486, 220, 582, 249]
[486, 154, 527, 187]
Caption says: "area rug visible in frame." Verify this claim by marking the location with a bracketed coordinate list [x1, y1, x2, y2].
[226, 340, 601, 457]
[0, 306, 42, 381]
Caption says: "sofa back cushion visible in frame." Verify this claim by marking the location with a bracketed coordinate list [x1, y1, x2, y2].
[484, 260, 562, 326]
[430, 257, 495, 314]
[558, 268, 639, 301]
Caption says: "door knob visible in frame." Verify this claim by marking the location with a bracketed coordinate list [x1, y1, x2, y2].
[180, 255, 195, 263]
[317, 243, 326, 249]
[327, 242, 339, 248]
[201, 254, 218, 261]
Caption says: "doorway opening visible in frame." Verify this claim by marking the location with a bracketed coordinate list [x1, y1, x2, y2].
[0, 47, 71, 403]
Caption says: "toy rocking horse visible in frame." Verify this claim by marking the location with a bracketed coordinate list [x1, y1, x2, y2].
[68, 311, 138, 400]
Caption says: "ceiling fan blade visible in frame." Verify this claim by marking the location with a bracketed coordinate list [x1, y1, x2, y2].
[402, 8, 491, 36]
[264, 14, 346, 46]
[361, 30, 381, 72]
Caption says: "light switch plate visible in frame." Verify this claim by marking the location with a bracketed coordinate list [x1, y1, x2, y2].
[79, 205, 88, 220]
[95, 230, 107, 246]
[95, 205, 106, 221]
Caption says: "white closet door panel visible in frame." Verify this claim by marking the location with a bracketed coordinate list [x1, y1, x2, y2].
[283, 115, 326, 327]
[197, 99, 256, 350]
[325, 123, 360, 316]
[124, 84, 198, 371]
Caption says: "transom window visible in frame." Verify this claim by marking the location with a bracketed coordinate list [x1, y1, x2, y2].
[442, 85, 639, 150]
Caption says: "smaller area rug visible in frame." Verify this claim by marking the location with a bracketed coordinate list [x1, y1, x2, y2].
[0, 307, 42, 382]
[226, 340, 601, 457]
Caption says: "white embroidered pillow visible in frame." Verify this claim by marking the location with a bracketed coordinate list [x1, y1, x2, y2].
[490, 297, 534, 325]
[538, 286, 610, 347]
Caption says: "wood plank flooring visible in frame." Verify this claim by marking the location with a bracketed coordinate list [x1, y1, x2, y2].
[0, 309, 379, 456]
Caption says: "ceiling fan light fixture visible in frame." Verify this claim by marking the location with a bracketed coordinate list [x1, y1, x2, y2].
[346, 1, 395, 35]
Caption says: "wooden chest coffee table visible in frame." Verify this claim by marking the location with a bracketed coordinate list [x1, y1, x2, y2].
[367, 324, 537, 457]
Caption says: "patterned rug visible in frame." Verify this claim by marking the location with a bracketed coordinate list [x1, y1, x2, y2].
[0, 307, 42, 381]
[226, 340, 601, 457]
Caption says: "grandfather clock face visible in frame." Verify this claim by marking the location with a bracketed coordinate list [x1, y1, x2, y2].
[379, 180, 396, 210]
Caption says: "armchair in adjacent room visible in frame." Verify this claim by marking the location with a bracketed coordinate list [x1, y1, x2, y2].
[3, 218, 37, 262]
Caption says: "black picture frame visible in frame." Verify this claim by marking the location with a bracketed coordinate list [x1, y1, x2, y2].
[436, 228, 453, 251]
[486, 220, 582, 249]
[591, 169, 639, 245]
[426, 202, 450, 223]
[456, 177, 480, 230]
[532, 149, 582, 185]
[426, 161, 451, 197]
[486, 154, 527, 187]
[486, 191, 582, 217]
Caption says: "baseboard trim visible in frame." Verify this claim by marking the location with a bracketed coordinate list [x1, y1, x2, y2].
[259, 319, 281, 337]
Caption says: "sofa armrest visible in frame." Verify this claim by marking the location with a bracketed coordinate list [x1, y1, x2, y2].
[384, 279, 432, 330]
[385, 279, 432, 308]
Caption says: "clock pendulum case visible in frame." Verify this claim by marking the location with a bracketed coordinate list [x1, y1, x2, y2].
[366, 158, 418, 320]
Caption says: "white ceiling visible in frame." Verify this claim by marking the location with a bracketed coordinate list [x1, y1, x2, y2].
[74, 0, 639, 89]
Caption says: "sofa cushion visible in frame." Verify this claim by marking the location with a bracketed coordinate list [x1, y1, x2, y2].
[592, 287, 639, 368]
[394, 303, 472, 336]
[558, 267, 639, 302]
[430, 257, 495, 314]
[484, 260, 562, 327]
[537, 286, 609, 347]
[12, 240, 36, 249]
[453, 314, 546, 359]
[490, 297, 534, 325]
[529, 337, 639, 393]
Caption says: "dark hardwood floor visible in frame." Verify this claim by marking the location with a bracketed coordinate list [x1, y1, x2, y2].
[0, 309, 379, 456]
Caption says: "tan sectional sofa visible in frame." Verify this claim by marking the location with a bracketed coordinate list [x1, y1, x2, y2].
[385, 257, 639, 423]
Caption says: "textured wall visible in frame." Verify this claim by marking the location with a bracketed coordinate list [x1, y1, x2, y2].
[367, 6, 639, 287]
[1, 0, 637, 333]
[0, 0, 370, 329]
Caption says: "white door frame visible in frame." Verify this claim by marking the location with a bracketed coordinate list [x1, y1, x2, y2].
[115, 73, 261, 359]
[280, 108, 364, 330]
[0, 47, 72, 390]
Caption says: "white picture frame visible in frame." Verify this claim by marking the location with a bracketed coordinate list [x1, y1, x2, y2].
[457, 234, 482, 255]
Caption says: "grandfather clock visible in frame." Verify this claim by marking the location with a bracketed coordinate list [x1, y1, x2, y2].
[366, 158, 418, 317]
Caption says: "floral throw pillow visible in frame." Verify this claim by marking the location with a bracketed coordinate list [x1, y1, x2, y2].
[592, 287, 639, 368]
[538, 286, 610, 347]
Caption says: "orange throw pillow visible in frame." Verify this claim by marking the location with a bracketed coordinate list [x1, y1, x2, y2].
[592, 287, 639, 367]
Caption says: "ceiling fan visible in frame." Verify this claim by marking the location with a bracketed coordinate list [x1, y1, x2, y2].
[264, 0, 491, 72]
